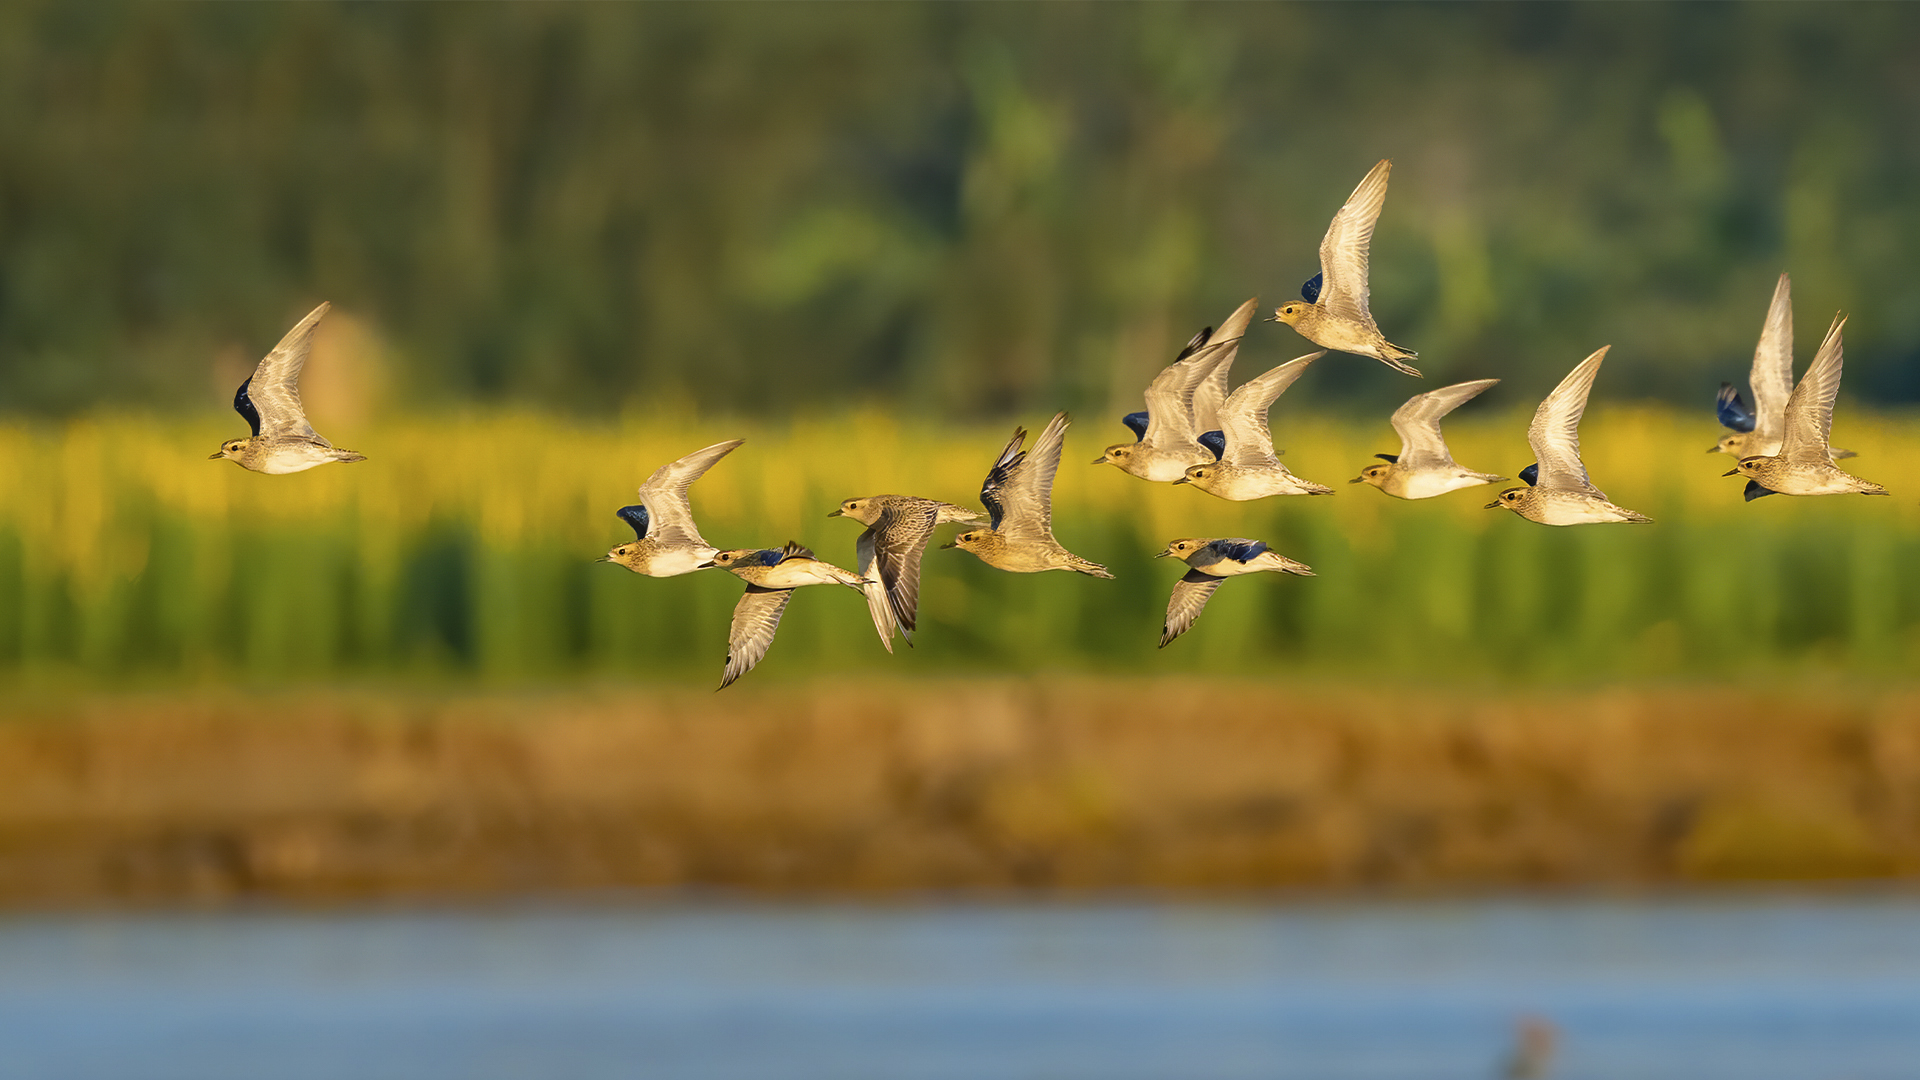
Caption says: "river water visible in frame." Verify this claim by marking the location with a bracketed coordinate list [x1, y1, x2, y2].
[2, 893, 1916, 1079]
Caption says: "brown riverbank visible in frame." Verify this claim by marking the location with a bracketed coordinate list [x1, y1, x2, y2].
[1, 679, 1917, 906]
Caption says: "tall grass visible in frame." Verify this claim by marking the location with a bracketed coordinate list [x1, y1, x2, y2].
[2, 405, 1918, 689]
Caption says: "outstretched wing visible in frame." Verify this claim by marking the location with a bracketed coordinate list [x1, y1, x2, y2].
[246, 302, 330, 441]
[1140, 339, 1235, 455]
[1218, 353, 1322, 467]
[637, 439, 745, 549]
[869, 502, 939, 637]
[1390, 378, 1499, 469]
[997, 412, 1070, 544]
[979, 425, 1028, 533]
[719, 585, 796, 690]
[1316, 160, 1391, 326]
[1778, 314, 1847, 465]
[1525, 347, 1608, 496]
[1748, 272, 1794, 449]
[1191, 298, 1262, 433]
[1160, 569, 1223, 648]
[856, 528, 899, 654]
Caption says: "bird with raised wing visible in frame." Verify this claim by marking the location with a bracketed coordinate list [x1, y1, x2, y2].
[1155, 538, 1313, 648]
[208, 302, 367, 473]
[1188, 297, 1264, 436]
[1724, 314, 1887, 500]
[1094, 325, 1244, 483]
[1710, 273, 1854, 461]
[602, 439, 744, 577]
[1271, 159, 1421, 377]
[702, 542, 870, 690]
[1176, 352, 1332, 499]
[1487, 347, 1653, 525]
[829, 494, 985, 652]
[948, 412, 1113, 578]
[1352, 379, 1505, 499]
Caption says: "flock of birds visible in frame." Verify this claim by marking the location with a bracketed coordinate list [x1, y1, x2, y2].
[209, 160, 1891, 689]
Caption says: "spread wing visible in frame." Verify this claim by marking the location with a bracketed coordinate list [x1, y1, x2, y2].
[1526, 347, 1608, 496]
[1191, 298, 1262, 433]
[1390, 378, 1498, 469]
[637, 439, 744, 549]
[1160, 569, 1223, 648]
[1140, 339, 1235, 454]
[978, 425, 1028, 533]
[1779, 314, 1847, 465]
[868, 502, 939, 638]
[1316, 159, 1391, 326]
[246, 302, 330, 441]
[856, 529, 900, 654]
[719, 585, 796, 690]
[996, 411, 1069, 544]
[1218, 353, 1322, 467]
[1748, 272, 1795, 449]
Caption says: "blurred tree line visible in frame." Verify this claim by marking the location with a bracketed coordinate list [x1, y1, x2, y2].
[1, 1, 1917, 421]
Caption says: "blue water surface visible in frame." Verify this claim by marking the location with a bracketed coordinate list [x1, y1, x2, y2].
[1, 894, 1917, 1080]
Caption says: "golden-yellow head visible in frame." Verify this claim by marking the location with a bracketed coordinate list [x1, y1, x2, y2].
[1352, 463, 1391, 488]
[1486, 487, 1528, 511]
[1093, 444, 1134, 467]
[1272, 302, 1312, 326]
[1155, 537, 1212, 559]
[208, 437, 251, 462]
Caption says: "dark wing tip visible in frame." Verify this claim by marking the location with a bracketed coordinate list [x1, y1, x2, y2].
[1197, 430, 1226, 461]
[1716, 383, 1757, 433]
[232, 377, 262, 437]
[615, 504, 650, 541]
[1518, 463, 1539, 487]
[1373, 453, 1399, 464]
[1301, 272, 1323, 304]
[1121, 411, 1150, 441]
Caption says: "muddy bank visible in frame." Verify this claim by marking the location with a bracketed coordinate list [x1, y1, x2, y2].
[1, 680, 1917, 906]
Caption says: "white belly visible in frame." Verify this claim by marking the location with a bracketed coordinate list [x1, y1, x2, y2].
[1391, 470, 1493, 501]
[646, 546, 716, 578]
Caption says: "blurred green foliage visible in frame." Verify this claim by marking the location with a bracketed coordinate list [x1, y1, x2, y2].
[2, 2, 1919, 420]
[2, 406, 1916, 689]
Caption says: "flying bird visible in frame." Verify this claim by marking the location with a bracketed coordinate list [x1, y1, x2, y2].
[1724, 314, 1887, 500]
[1093, 316, 1247, 483]
[1351, 379, 1506, 499]
[1486, 347, 1653, 525]
[208, 302, 367, 473]
[602, 439, 744, 577]
[1271, 159, 1421, 377]
[829, 494, 985, 652]
[948, 413, 1113, 578]
[703, 542, 870, 690]
[1154, 537, 1314, 647]
[1175, 352, 1333, 499]
[1710, 273, 1854, 461]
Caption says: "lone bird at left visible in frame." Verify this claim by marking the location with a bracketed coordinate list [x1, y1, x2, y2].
[209, 302, 367, 473]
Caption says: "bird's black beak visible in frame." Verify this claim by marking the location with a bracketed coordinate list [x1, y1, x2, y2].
[1706, 445, 1723, 454]
[826, 509, 843, 517]
[696, 560, 716, 569]
[1347, 476, 1364, 484]
[595, 555, 611, 563]
[1722, 468, 1740, 477]
[938, 540, 957, 549]
[1089, 455, 1108, 465]
[1172, 477, 1190, 485]
[1152, 549, 1172, 559]
[1483, 501, 1502, 510]
[207, 450, 225, 459]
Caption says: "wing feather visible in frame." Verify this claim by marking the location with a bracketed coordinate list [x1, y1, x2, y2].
[1389, 378, 1498, 469]
[1316, 160, 1391, 325]
[1779, 314, 1847, 465]
[1140, 339, 1235, 454]
[978, 426, 1028, 533]
[247, 302, 330, 441]
[856, 529, 898, 653]
[1191, 298, 1262, 433]
[719, 585, 796, 690]
[996, 412, 1069, 544]
[1748, 272, 1795, 449]
[1526, 347, 1608, 496]
[1218, 353, 1322, 467]
[1160, 569, 1223, 648]
[638, 439, 744, 549]
[870, 502, 939, 637]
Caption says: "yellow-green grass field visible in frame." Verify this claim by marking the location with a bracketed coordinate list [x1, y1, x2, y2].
[2, 405, 1919, 690]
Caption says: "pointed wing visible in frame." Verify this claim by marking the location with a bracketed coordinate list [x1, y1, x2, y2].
[1316, 160, 1391, 325]
[869, 502, 939, 636]
[720, 585, 796, 690]
[1525, 347, 1608, 496]
[637, 439, 744, 549]
[1390, 378, 1498, 469]
[1191, 298, 1262, 433]
[1779, 314, 1847, 464]
[856, 529, 899, 653]
[978, 425, 1028, 533]
[246, 302, 330, 441]
[996, 412, 1069, 544]
[1218, 353, 1322, 467]
[1160, 569, 1224, 648]
[1140, 339, 1235, 454]
[1748, 272, 1794, 449]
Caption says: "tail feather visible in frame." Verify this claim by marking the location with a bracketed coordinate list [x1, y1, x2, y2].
[1377, 341, 1422, 379]
[1069, 556, 1114, 580]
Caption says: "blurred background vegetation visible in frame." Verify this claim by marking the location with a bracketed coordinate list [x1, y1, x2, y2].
[2, 1, 1919, 421]
[2, 2, 1919, 692]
